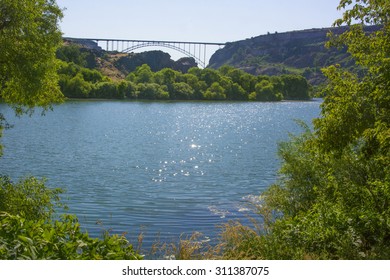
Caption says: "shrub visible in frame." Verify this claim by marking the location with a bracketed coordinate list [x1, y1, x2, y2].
[0, 176, 142, 260]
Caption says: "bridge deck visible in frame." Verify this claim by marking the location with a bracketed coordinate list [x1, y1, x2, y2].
[63, 37, 225, 46]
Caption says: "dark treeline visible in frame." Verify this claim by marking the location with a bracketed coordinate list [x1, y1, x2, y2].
[57, 45, 311, 101]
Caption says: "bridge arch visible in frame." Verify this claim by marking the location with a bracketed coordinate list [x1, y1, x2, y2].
[123, 42, 206, 68]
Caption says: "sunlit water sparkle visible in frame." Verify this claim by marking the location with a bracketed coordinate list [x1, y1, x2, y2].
[0, 100, 321, 251]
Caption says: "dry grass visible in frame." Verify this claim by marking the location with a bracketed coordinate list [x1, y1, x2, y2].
[145, 220, 266, 260]
[148, 232, 217, 260]
[96, 56, 126, 81]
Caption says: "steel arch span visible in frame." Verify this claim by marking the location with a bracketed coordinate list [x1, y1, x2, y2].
[123, 42, 206, 68]
[63, 37, 225, 68]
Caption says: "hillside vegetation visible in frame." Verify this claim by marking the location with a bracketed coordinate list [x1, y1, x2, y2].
[56, 44, 311, 101]
[209, 26, 380, 86]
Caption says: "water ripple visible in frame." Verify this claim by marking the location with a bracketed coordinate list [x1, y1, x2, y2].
[0, 100, 321, 249]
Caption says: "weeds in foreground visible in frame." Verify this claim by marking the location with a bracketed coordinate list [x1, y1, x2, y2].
[145, 196, 271, 260]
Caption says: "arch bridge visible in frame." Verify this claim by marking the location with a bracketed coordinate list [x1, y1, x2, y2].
[63, 37, 225, 68]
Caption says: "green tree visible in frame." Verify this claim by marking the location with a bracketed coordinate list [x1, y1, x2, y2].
[187, 67, 202, 78]
[280, 74, 310, 100]
[200, 68, 222, 87]
[136, 83, 169, 100]
[226, 82, 248, 101]
[249, 80, 282, 101]
[181, 73, 206, 99]
[224, 67, 246, 84]
[118, 81, 137, 99]
[239, 72, 257, 93]
[154, 68, 179, 88]
[58, 61, 80, 77]
[92, 82, 123, 99]
[66, 73, 92, 98]
[171, 82, 194, 100]
[270, 76, 285, 98]
[0, 0, 64, 111]
[134, 64, 154, 84]
[81, 68, 105, 84]
[56, 45, 87, 67]
[0, 176, 63, 221]
[203, 82, 226, 100]
[56, 44, 97, 69]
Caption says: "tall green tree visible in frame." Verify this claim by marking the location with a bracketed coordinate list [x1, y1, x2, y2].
[203, 82, 226, 100]
[171, 82, 194, 100]
[280, 74, 310, 100]
[249, 80, 282, 101]
[0, 0, 64, 110]
[134, 64, 154, 84]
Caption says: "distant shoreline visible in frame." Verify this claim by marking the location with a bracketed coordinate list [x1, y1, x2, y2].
[65, 97, 318, 103]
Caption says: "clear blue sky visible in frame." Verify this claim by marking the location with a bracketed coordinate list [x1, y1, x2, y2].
[56, 0, 344, 61]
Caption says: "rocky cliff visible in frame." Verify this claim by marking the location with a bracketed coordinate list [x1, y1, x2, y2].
[208, 26, 379, 85]
[114, 50, 197, 74]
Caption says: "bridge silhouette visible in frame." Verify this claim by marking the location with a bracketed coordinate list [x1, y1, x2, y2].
[64, 37, 226, 68]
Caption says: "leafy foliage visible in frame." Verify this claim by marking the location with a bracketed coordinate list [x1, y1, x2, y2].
[136, 83, 169, 100]
[0, 176, 63, 220]
[249, 80, 283, 101]
[56, 44, 97, 69]
[203, 82, 226, 100]
[0, 0, 64, 111]
[0, 213, 141, 260]
[0, 176, 142, 260]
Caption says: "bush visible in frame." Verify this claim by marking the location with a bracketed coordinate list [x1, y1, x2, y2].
[136, 83, 169, 100]
[0, 176, 142, 260]
[280, 74, 310, 100]
[171, 82, 194, 100]
[249, 80, 282, 101]
[0, 176, 63, 220]
[118, 81, 137, 99]
[92, 82, 123, 99]
[0, 213, 141, 260]
[62, 73, 93, 98]
[203, 82, 226, 100]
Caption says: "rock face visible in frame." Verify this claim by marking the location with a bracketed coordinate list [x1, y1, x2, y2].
[208, 26, 379, 85]
[114, 50, 197, 73]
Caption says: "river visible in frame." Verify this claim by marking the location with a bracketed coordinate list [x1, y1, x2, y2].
[0, 100, 321, 253]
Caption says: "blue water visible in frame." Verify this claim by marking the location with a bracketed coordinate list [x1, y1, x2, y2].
[0, 100, 321, 251]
